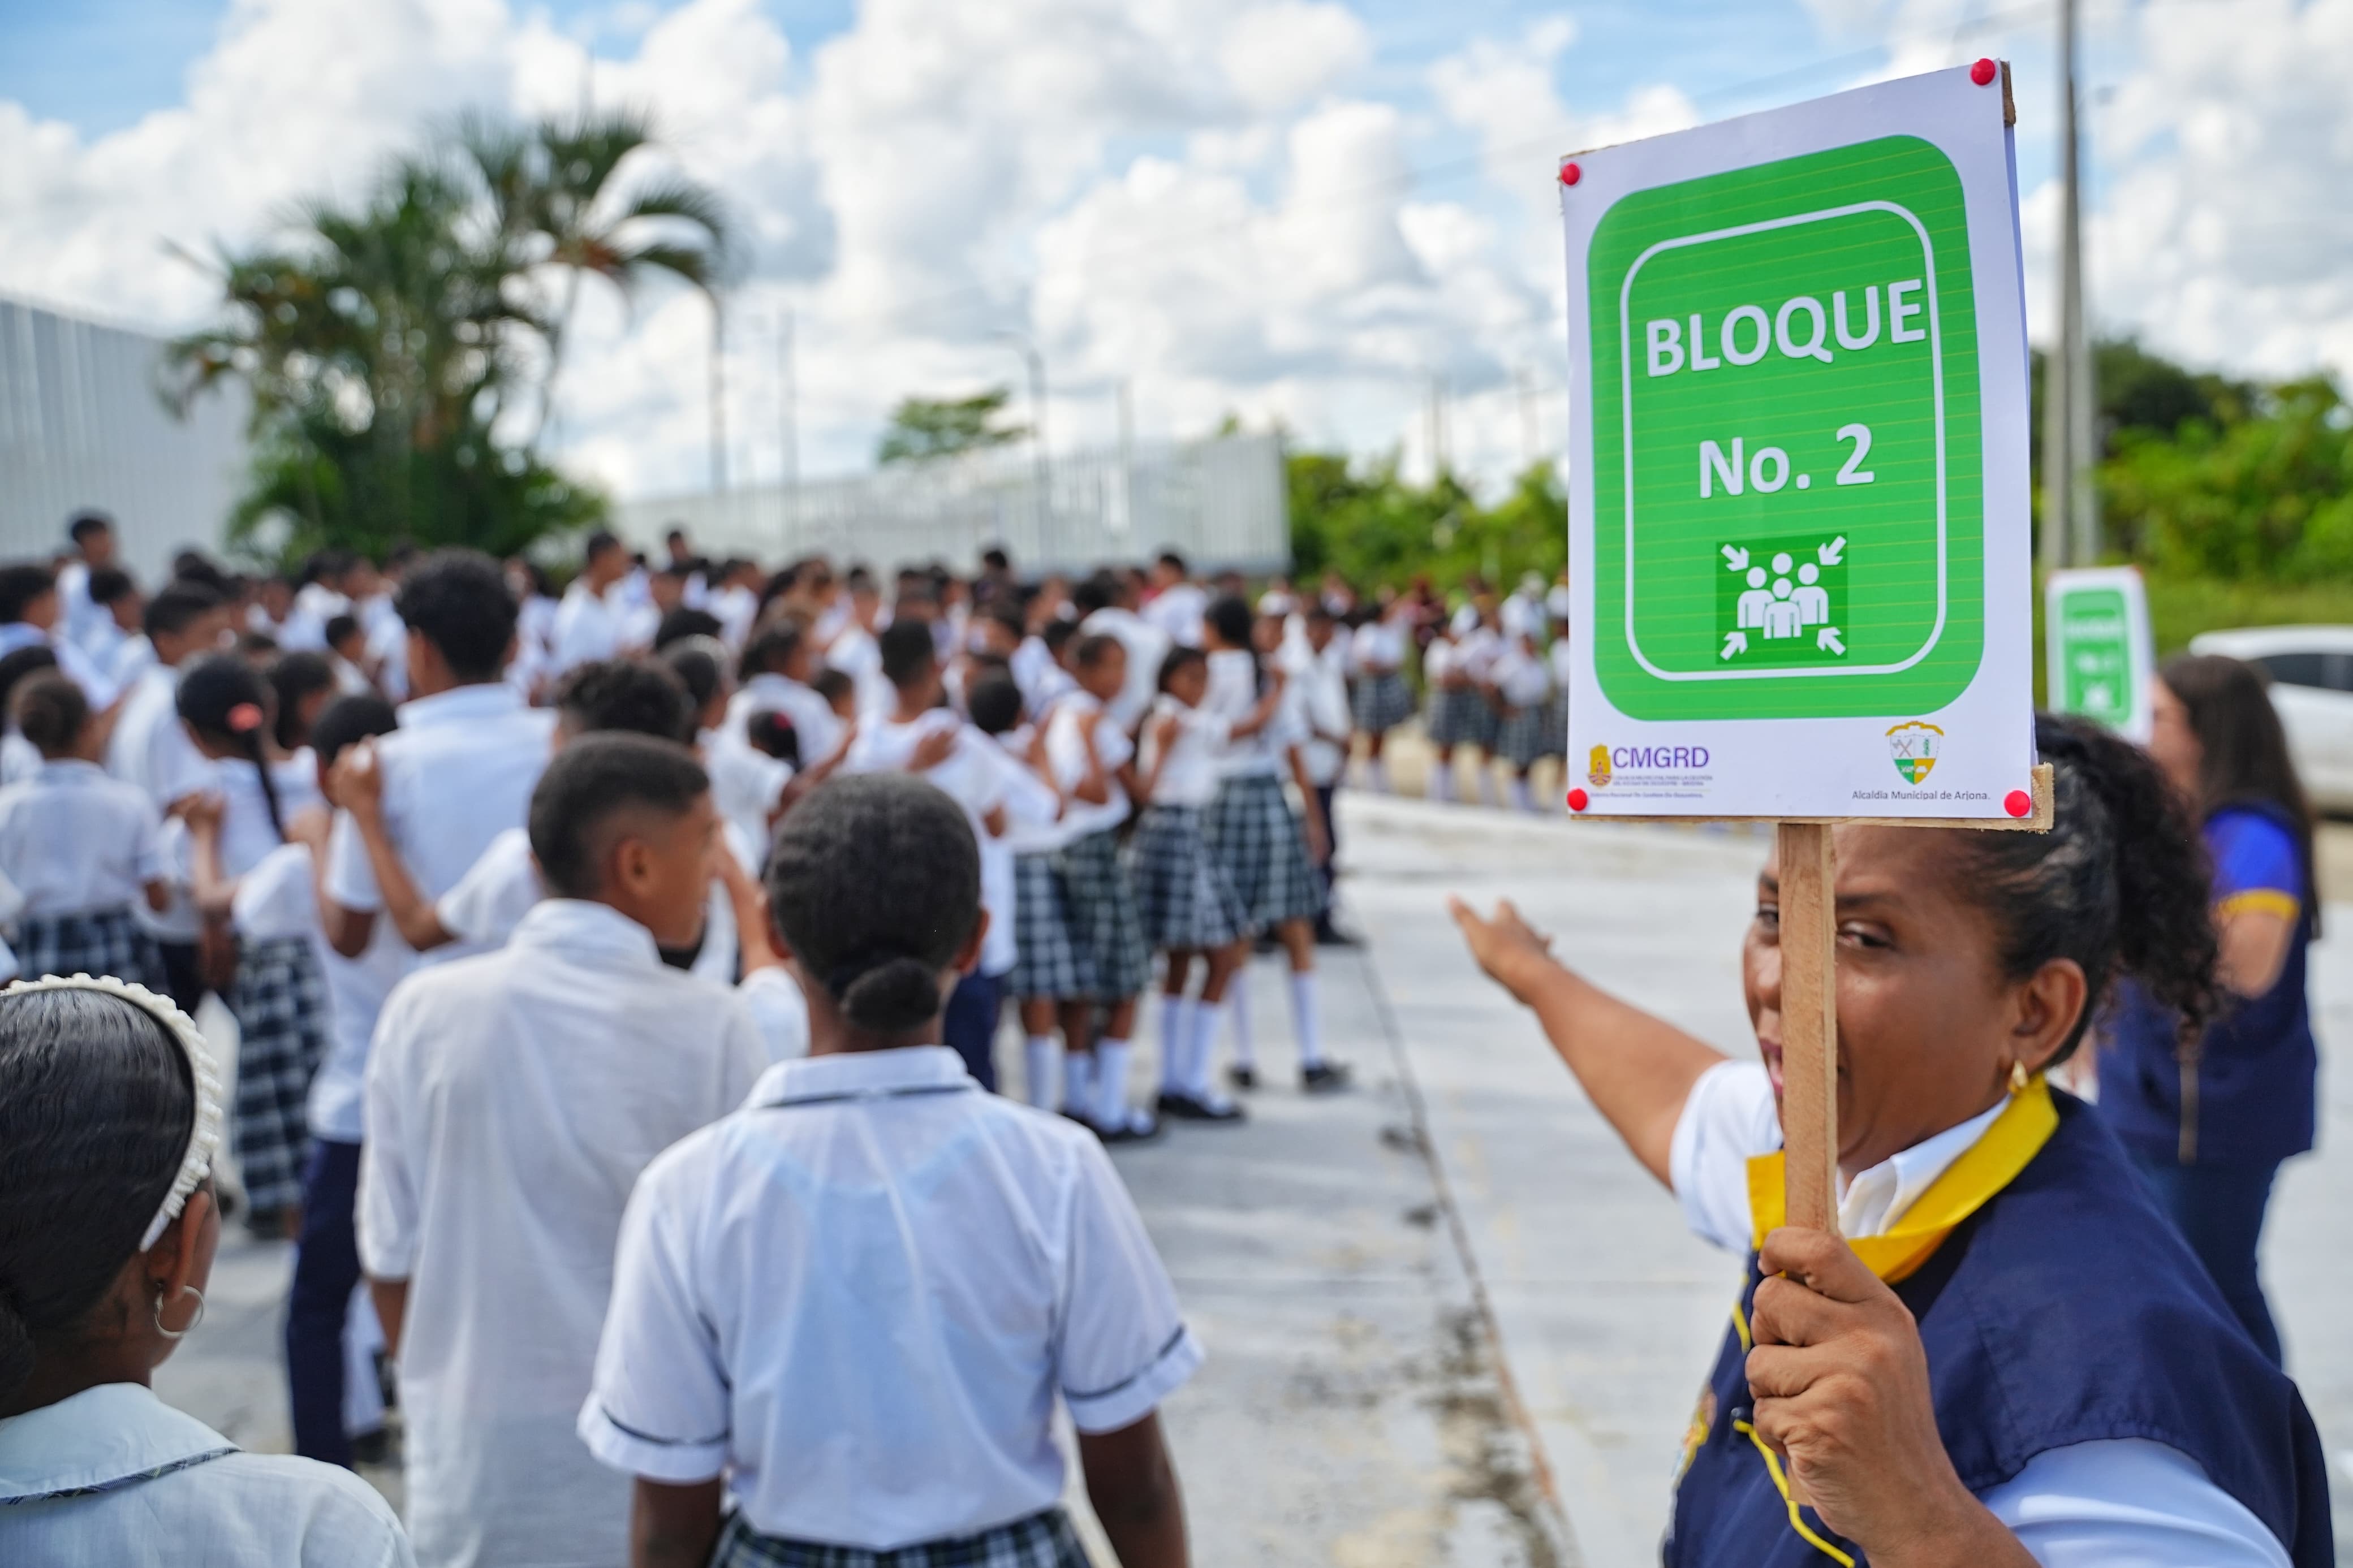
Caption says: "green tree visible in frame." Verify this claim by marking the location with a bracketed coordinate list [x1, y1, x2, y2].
[1287, 451, 1563, 594]
[875, 388, 1027, 465]
[163, 110, 727, 565]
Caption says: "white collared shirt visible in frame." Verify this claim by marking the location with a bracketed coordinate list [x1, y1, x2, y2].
[823, 623, 893, 719]
[1044, 690, 1131, 838]
[307, 882, 414, 1144]
[579, 1046, 1203, 1550]
[0, 1381, 411, 1567]
[359, 899, 768, 1568]
[549, 580, 623, 674]
[1667, 1061, 2289, 1568]
[1278, 640, 1353, 787]
[0, 621, 118, 708]
[105, 663, 216, 941]
[0, 760, 169, 916]
[703, 724, 794, 859]
[730, 672, 845, 769]
[1140, 694, 1231, 809]
[324, 683, 554, 961]
[1205, 649, 1287, 779]
[1141, 582, 1208, 648]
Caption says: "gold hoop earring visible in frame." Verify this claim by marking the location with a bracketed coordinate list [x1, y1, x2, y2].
[154, 1285, 205, 1341]
[2009, 1061, 2030, 1094]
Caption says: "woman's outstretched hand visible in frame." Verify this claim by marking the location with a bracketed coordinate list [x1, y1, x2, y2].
[1746, 1227, 2035, 1568]
[1447, 897, 1561, 1003]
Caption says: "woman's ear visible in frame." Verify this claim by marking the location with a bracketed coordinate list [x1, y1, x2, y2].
[2013, 957, 2090, 1074]
[145, 1187, 217, 1315]
[953, 910, 990, 979]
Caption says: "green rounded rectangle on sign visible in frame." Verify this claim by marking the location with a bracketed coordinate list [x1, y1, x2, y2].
[1589, 134, 1984, 719]
[2054, 584, 2131, 725]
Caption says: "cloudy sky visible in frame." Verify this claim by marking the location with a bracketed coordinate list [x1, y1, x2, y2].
[2, 0, 2347, 504]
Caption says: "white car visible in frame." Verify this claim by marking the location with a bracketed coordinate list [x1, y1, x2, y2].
[2187, 625, 2353, 813]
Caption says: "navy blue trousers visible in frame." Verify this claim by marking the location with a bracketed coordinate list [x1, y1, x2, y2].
[2131, 1150, 2285, 1366]
[286, 1137, 363, 1466]
[943, 970, 1003, 1094]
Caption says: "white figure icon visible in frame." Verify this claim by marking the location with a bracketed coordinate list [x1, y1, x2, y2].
[1736, 566, 1773, 630]
[1793, 561, 1830, 627]
[1762, 577, 1804, 639]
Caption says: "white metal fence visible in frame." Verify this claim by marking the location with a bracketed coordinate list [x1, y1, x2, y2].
[614, 432, 1289, 574]
[0, 295, 248, 580]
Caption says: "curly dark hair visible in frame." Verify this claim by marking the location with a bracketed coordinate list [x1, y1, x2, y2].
[552, 658, 695, 745]
[1948, 713, 2219, 1063]
[394, 549, 517, 683]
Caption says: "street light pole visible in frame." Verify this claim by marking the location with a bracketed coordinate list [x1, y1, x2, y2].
[2042, 0, 2097, 571]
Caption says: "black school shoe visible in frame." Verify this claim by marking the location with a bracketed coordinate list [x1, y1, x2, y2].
[1157, 1090, 1247, 1123]
[1094, 1108, 1165, 1144]
[1302, 1061, 1354, 1094]
[1227, 1064, 1258, 1091]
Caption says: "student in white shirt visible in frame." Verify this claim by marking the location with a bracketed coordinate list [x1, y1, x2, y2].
[731, 621, 847, 771]
[663, 638, 794, 861]
[1201, 597, 1347, 1096]
[1446, 602, 1506, 807]
[1140, 550, 1208, 649]
[1131, 646, 1280, 1123]
[321, 550, 557, 969]
[1286, 602, 1358, 934]
[57, 509, 122, 661]
[0, 977, 415, 1568]
[1485, 629, 1552, 814]
[1449, 719, 2327, 1568]
[549, 530, 631, 677]
[0, 673, 171, 993]
[1348, 596, 1415, 793]
[964, 671, 1071, 1103]
[707, 559, 761, 649]
[1019, 617, 1081, 718]
[821, 569, 891, 719]
[0, 645, 56, 787]
[106, 582, 234, 1013]
[1541, 610, 1571, 772]
[843, 619, 1020, 1090]
[580, 773, 1197, 1568]
[83, 567, 150, 689]
[0, 561, 120, 711]
[176, 654, 334, 1234]
[360, 735, 769, 1568]
[1074, 571, 1169, 732]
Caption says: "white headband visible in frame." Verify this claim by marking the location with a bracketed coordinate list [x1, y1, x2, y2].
[3, 974, 224, 1251]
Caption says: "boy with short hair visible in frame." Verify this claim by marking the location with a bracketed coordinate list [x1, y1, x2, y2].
[360, 733, 769, 1568]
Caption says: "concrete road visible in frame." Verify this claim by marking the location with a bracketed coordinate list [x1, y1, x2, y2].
[157, 792, 2351, 1564]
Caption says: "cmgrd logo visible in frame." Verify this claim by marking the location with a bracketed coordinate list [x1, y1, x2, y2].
[1587, 745, 1613, 788]
[1885, 721, 1943, 785]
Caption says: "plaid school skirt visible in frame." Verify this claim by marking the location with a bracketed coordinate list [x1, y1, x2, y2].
[1126, 804, 1246, 951]
[1425, 684, 1496, 750]
[1494, 704, 1546, 768]
[1538, 689, 1568, 758]
[229, 934, 331, 1215]
[1206, 772, 1325, 931]
[713, 1507, 1090, 1568]
[1008, 852, 1087, 1001]
[1057, 827, 1150, 1003]
[14, 905, 166, 993]
[1351, 669, 1415, 735]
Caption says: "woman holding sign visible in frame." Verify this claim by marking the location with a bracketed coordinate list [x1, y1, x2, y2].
[2100, 654, 2320, 1368]
[1453, 715, 2331, 1567]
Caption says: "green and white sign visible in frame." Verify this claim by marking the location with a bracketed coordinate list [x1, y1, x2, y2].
[1561, 66, 2035, 819]
[2045, 567, 2153, 741]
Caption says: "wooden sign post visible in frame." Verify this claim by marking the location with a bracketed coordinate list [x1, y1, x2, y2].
[1553, 65, 2044, 1269]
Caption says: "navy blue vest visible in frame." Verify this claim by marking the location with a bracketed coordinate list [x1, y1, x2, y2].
[2100, 802, 2318, 1168]
[1662, 1095, 2332, 1566]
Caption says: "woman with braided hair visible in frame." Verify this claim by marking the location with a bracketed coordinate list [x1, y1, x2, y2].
[1453, 714, 2332, 1566]
[0, 977, 411, 1565]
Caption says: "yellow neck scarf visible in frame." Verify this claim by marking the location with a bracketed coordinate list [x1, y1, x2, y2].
[1744, 1077, 2059, 1285]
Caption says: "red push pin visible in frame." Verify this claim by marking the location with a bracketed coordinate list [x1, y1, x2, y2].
[1970, 57, 1998, 86]
[1558, 161, 1581, 187]
[1567, 788, 1589, 812]
[2004, 788, 2032, 818]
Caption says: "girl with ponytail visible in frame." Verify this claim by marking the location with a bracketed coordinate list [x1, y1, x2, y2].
[0, 978, 412, 1564]
[1452, 713, 2330, 1567]
[175, 654, 334, 1237]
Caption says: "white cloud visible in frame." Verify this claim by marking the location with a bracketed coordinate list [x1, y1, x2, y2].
[1219, 2, 1372, 114]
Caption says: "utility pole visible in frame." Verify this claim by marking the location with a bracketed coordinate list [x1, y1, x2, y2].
[709, 292, 728, 495]
[2041, 0, 2097, 570]
[776, 308, 798, 539]
[1427, 373, 1447, 481]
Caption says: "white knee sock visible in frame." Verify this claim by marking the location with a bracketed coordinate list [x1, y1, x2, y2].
[1479, 765, 1503, 807]
[1159, 995, 1194, 1096]
[1509, 776, 1533, 813]
[1187, 999, 1223, 1098]
[1063, 1051, 1094, 1115]
[1229, 974, 1256, 1069]
[1429, 761, 1454, 802]
[1024, 1035, 1062, 1111]
[1093, 1039, 1134, 1129]
[1289, 970, 1325, 1069]
[1368, 757, 1390, 793]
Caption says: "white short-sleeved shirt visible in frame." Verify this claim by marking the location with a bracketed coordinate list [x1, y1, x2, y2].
[737, 966, 811, 1062]
[1140, 694, 1231, 809]
[107, 663, 216, 941]
[433, 824, 744, 987]
[229, 841, 320, 944]
[730, 673, 844, 769]
[0, 622, 118, 709]
[359, 900, 768, 1568]
[703, 725, 794, 862]
[1205, 650, 1288, 779]
[1044, 691, 1132, 839]
[0, 1381, 412, 1567]
[1141, 582, 1208, 649]
[579, 1046, 1203, 1550]
[212, 752, 325, 882]
[843, 712, 1027, 972]
[824, 624, 893, 719]
[1667, 1060, 2290, 1568]
[1079, 606, 1170, 731]
[307, 891, 414, 1145]
[324, 684, 554, 960]
[1278, 640, 1353, 787]
[549, 581, 623, 675]
[0, 760, 169, 916]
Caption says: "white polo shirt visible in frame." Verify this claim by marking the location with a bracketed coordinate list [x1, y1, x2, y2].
[1078, 606, 1169, 731]
[106, 663, 216, 942]
[0, 761, 170, 916]
[549, 580, 623, 675]
[579, 1046, 1203, 1551]
[1139, 695, 1231, 810]
[324, 683, 554, 961]
[359, 899, 768, 1568]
